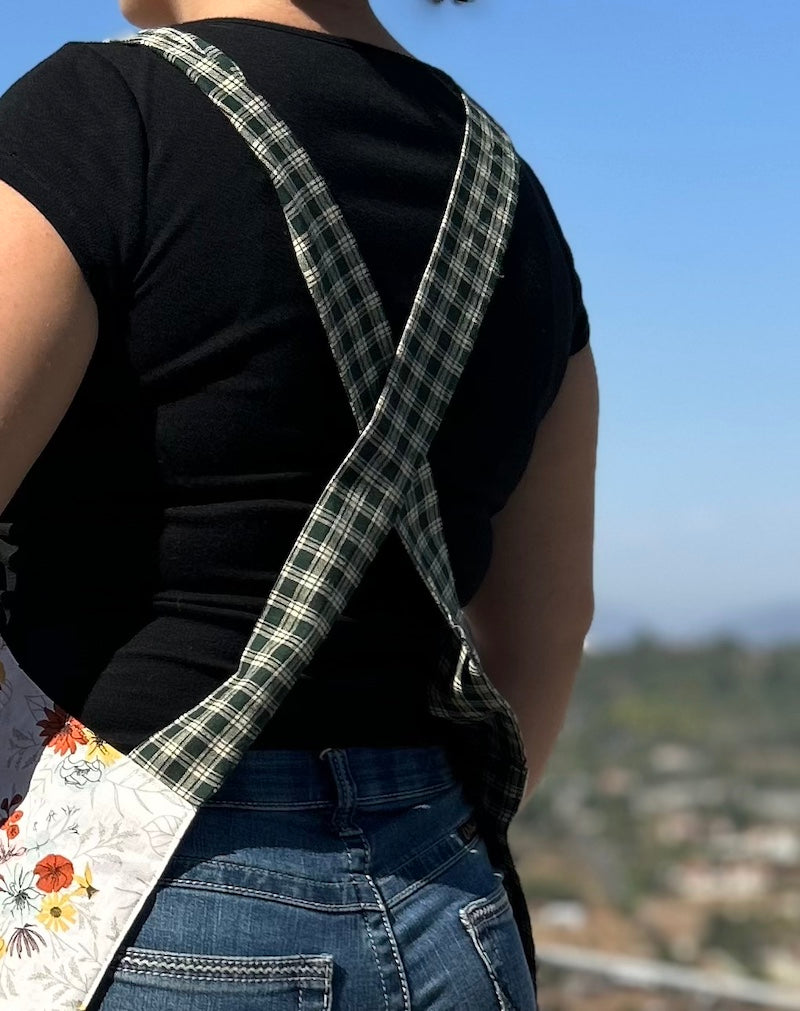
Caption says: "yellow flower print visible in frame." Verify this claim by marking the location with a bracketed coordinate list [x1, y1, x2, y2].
[84, 730, 122, 767]
[0, 936, 6, 958]
[73, 865, 98, 900]
[37, 892, 77, 933]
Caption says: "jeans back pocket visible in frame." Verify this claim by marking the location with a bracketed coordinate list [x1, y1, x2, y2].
[460, 884, 537, 1011]
[98, 948, 333, 1010]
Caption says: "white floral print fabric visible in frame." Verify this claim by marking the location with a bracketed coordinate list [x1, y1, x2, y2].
[0, 640, 195, 1010]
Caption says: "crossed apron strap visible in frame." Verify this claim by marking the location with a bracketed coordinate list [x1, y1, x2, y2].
[119, 27, 521, 809]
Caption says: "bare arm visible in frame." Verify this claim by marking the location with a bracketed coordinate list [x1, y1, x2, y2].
[464, 344, 599, 804]
[0, 179, 98, 516]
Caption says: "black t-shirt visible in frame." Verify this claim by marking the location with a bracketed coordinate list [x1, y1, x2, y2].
[0, 18, 589, 752]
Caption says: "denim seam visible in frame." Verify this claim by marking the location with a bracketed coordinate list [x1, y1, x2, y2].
[162, 875, 379, 913]
[468, 889, 511, 926]
[119, 950, 331, 972]
[354, 780, 454, 808]
[383, 824, 468, 884]
[203, 799, 332, 811]
[358, 828, 411, 1011]
[325, 750, 391, 1011]
[116, 967, 328, 985]
[459, 906, 509, 1011]
[387, 839, 475, 910]
[204, 781, 455, 811]
[459, 885, 516, 1011]
[168, 854, 350, 890]
[341, 830, 391, 1011]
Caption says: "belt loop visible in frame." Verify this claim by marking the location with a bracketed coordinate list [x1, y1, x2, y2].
[319, 747, 358, 834]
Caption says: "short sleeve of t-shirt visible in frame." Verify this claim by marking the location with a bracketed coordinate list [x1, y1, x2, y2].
[526, 160, 590, 361]
[0, 42, 146, 316]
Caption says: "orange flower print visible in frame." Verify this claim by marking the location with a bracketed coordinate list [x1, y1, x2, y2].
[36, 706, 87, 756]
[33, 854, 74, 894]
[1, 812, 22, 841]
[0, 795, 23, 840]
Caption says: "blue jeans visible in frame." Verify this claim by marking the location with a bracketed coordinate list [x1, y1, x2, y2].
[96, 746, 536, 1010]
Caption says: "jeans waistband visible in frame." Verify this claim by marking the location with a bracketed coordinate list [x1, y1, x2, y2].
[206, 746, 459, 811]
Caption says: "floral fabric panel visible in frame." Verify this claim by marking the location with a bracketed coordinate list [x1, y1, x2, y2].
[0, 638, 195, 1010]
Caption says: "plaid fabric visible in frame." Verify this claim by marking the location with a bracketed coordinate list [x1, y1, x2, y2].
[118, 29, 533, 966]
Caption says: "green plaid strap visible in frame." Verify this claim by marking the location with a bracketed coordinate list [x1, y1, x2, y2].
[120, 27, 519, 807]
[121, 26, 461, 627]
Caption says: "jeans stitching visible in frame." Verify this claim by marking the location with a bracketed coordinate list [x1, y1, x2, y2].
[204, 781, 454, 811]
[354, 780, 455, 808]
[388, 839, 476, 909]
[459, 904, 509, 1011]
[114, 958, 327, 982]
[168, 854, 348, 889]
[116, 966, 329, 984]
[162, 875, 379, 913]
[357, 828, 411, 1011]
[119, 950, 330, 972]
[341, 831, 391, 1011]
[204, 799, 332, 811]
[330, 750, 391, 1011]
[469, 890, 511, 925]
[459, 884, 518, 1011]
[388, 823, 471, 882]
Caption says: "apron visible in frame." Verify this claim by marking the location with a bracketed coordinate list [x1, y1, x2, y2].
[0, 27, 530, 1009]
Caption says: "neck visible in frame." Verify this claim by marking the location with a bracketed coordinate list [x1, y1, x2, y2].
[122, 0, 414, 57]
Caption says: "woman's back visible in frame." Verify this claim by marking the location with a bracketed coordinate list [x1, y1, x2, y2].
[0, 17, 588, 754]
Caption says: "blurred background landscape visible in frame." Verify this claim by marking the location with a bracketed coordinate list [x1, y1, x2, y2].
[3, 1, 797, 1006]
[510, 638, 800, 1009]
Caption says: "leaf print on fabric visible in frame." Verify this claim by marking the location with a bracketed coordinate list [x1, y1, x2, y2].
[7, 727, 40, 773]
[0, 967, 18, 999]
[23, 692, 52, 728]
[58, 755, 104, 789]
[33, 855, 74, 894]
[7, 924, 45, 958]
[142, 815, 185, 859]
[0, 796, 22, 817]
[36, 893, 76, 933]
[22, 953, 95, 1008]
[36, 707, 88, 756]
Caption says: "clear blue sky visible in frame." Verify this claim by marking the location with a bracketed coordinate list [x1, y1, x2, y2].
[2, 1, 797, 639]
